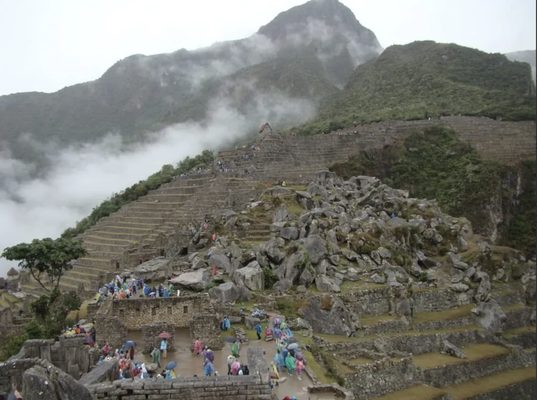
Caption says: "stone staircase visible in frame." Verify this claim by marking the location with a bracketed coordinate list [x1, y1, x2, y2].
[316, 282, 536, 400]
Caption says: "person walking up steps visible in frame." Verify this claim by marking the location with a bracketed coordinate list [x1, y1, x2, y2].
[255, 322, 262, 340]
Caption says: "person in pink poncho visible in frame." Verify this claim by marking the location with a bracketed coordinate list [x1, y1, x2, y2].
[295, 358, 304, 380]
[193, 338, 203, 356]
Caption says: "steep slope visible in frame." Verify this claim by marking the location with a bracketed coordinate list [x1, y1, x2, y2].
[0, 0, 381, 166]
[506, 49, 536, 81]
[294, 41, 536, 135]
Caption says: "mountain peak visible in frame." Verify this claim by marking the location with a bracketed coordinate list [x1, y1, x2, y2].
[258, 0, 373, 40]
[257, 0, 381, 86]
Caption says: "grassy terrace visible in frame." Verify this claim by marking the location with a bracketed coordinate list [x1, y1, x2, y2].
[375, 384, 448, 400]
[316, 324, 483, 345]
[340, 280, 387, 294]
[412, 304, 475, 324]
[413, 343, 509, 369]
[447, 367, 536, 399]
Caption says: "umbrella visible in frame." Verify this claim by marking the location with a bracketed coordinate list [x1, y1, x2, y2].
[123, 340, 136, 349]
[166, 361, 177, 370]
[287, 342, 299, 351]
[159, 331, 172, 339]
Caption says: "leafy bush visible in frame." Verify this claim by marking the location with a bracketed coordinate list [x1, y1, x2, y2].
[329, 127, 535, 257]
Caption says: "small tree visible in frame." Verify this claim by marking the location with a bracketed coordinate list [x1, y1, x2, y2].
[2, 237, 86, 293]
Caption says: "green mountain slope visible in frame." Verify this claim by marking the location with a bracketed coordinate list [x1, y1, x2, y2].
[293, 41, 536, 135]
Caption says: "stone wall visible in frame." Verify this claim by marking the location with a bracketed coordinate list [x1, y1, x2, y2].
[107, 294, 209, 328]
[419, 348, 535, 387]
[141, 322, 177, 354]
[191, 313, 224, 350]
[13, 336, 99, 380]
[95, 300, 128, 351]
[87, 375, 272, 400]
[341, 286, 391, 317]
[323, 329, 487, 355]
[343, 357, 418, 400]
[466, 378, 536, 400]
[96, 295, 223, 352]
[412, 288, 470, 313]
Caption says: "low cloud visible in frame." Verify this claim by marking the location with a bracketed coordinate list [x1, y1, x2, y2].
[0, 90, 315, 277]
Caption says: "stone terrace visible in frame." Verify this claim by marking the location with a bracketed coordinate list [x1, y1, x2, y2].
[20, 117, 536, 298]
[312, 280, 536, 399]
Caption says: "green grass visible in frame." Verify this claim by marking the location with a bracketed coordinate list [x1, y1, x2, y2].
[502, 326, 535, 337]
[316, 324, 484, 345]
[447, 367, 536, 399]
[339, 280, 386, 294]
[412, 304, 475, 324]
[413, 343, 509, 369]
[374, 385, 448, 400]
[303, 349, 334, 384]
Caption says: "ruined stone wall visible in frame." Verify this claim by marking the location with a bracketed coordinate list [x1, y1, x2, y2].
[141, 322, 177, 354]
[341, 286, 391, 317]
[466, 379, 536, 400]
[190, 313, 224, 350]
[419, 348, 535, 387]
[309, 116, 536, 166]
[343, 357, 418, 400]
[107, 294, 209, 329]
[16, 337, 99, 380]
[87, 375, 272, 400]
[412, 288, 470, 313]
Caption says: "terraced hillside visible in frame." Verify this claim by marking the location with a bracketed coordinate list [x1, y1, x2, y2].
[19, 116, 535, 298]
[312, 280, 536, 399]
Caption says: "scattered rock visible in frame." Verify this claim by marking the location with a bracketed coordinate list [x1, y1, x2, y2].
[233, 261, 265, 291]
[23, 363, 92, 400]
[302, 234, 327, 264]
[300, 295, 355, 336]
[442, 340, 466, 359]
[315, 275, 341, 293]
[170, 268, 210, 291]
[280, 226, 299, 240]
[208, 282, 240, 304]
[472, 300, 507, 334]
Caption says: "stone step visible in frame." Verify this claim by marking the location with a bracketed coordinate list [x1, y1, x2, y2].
[491, 282, 524, 306]
[87, 223, 157, 233]
[88, 220, 162, 229]
[84, 250, 124, 259]
[502, 326, 536, 348]
[327, 325, 485, 356]
[88, 231, 152, 242]
[411, 304, 476, 331]
[503, 303, 534, 330]
[441, 366, 536, 399]
[373, 384, 449, 400]
[414, 343, 526, 387]
[76, 257, 113, 268]
[84, 244, 129, 255]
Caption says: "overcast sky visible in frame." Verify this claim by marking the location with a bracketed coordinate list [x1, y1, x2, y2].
[0, 0, 535, 96]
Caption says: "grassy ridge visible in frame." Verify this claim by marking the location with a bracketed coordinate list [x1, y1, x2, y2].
[291, 41, 535, 135]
